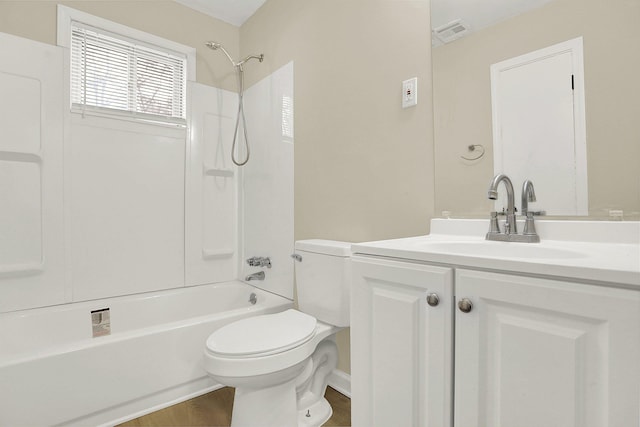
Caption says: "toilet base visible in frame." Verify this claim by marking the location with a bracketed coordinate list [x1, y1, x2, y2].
[206, 323, 341, 427]
[298, 396, 333, 427]
[226, 339, 339, 427]
[231, 376, 299, 427]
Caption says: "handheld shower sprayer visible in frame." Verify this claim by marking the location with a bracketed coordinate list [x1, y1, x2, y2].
[205, 41, 264, 166]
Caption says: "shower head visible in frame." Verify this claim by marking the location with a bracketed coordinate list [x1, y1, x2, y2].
[205, 41, 235, 67]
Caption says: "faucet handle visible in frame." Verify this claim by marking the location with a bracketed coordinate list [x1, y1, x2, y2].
[523, 211, 537, 236]
[528, 210, 546, 216]
[488, 211, 500, 234]
[247, 256, 272, 268]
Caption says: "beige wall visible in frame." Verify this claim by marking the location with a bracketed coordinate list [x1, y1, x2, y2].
[241, 0, 435, 373]
[0, 0, 240, 91]
[242, 0, 434, 242]
[433, 0, 640, 220]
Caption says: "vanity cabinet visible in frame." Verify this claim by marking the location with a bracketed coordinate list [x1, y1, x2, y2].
[351, 256, 454, 427]
[351, 257, 640, 427]
[455, 269, 640, 427]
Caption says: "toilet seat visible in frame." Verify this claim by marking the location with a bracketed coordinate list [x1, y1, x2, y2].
[206, 309, 317, 358]
[204, 311, 339, 379]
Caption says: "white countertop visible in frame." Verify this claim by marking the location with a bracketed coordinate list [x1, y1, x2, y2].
[352, 219, 640, 288]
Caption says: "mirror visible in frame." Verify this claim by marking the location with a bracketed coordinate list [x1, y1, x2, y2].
[431, 0, 640, 220]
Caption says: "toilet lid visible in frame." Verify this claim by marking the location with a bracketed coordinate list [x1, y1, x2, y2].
[206, 309, 317, 357]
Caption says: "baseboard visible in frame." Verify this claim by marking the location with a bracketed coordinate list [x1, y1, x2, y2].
[93, 379, 223, 427]
[327, 369, 351, 398]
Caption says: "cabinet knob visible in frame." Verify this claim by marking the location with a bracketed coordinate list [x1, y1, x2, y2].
[458, 298, 473, 313]
[426, 293, 440, 307]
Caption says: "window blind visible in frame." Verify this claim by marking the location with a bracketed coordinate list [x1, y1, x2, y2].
[70, 22, 187, 122]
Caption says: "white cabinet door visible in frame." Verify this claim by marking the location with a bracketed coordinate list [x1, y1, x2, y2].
[351, 256, 453, 427]
[455, 269, 640, 427]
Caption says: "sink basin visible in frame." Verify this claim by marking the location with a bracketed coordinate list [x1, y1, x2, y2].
[416, 241, 586, 260]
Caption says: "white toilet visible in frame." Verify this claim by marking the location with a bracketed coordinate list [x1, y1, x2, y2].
[203, 240, 351, 427]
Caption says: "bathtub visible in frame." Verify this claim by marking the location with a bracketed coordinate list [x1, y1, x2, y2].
[0, 281, 292, 427]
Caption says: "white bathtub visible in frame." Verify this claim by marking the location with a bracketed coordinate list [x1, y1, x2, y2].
[0, 281, 292, 426]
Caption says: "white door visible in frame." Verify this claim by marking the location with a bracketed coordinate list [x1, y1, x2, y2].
[491, 37, 587, 215]
[0, 33, 65, 312]
[454, 269, 640, 427]
[351, 256, 453, 427]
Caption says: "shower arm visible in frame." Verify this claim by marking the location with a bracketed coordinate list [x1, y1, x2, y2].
[205, 41, 263, 70]
[236, 54, 264, 69]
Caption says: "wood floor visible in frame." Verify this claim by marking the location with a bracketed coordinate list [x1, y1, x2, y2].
[119, 386, 351, 427]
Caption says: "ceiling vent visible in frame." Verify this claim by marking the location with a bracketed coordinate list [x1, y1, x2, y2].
[433, 19, 471, 44]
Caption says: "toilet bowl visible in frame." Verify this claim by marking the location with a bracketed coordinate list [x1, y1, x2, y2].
[203, 240, 351, 427]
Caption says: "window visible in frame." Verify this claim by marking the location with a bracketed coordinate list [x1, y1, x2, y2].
[58, 6, 195, 124]
[71, 23, 186, 121]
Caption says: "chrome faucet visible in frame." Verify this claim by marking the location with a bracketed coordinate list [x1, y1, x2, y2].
[245, 271, 265, 281]
[486, 174, 542, 243]
[487, 173, 517, 234]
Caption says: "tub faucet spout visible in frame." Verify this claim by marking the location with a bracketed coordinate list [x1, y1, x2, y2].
[488, 173, 517, 234]
[245, 271, 265, 281]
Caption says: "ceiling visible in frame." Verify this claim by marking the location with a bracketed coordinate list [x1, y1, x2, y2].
[174, 0, 267, 27]
[175, 0, 555, 39]
[431, 0, 554, 44]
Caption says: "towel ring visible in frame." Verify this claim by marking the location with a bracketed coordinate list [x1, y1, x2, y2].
[461, 144, 485, 161]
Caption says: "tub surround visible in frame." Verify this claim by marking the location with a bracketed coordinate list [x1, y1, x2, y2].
[241, 61, 295, 300]
[0, 19, 294, 310]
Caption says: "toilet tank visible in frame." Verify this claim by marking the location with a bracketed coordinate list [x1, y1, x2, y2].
[294, 240, 351, 327]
